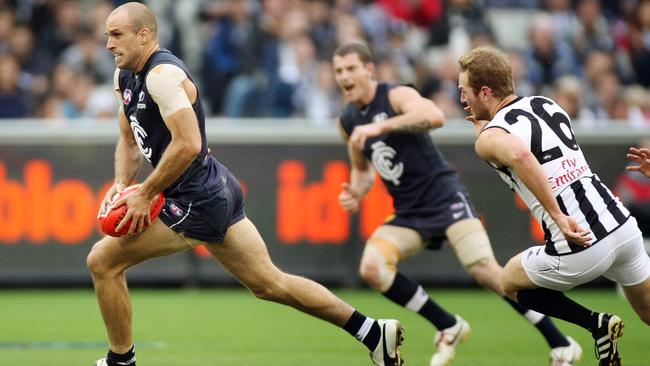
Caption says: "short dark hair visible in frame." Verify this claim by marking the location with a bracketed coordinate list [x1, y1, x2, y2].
[333, 42, 373, 64]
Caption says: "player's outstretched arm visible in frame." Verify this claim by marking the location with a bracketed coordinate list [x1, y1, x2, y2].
[348, 86, 444, 150]
[627, 147, 650, 178]
[476, 128, 592, 246]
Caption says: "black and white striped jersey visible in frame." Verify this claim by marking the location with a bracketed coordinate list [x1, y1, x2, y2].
[484, 96, 630, 256]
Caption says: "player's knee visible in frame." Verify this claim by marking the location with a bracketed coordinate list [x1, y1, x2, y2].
[503, 289, 518, 302]
[635, 299, 650, 325]
[466, 258, 488, 282]
[86, 243, 110, 278]
[86, 240, 122, 278]
[249, 285, 277, 301]
[246, 272, 288, 302]
[246, 277, 280, 301]
[359, 258, 382, 289]
[500, 274, 518, 298]
[359, 244, 397, 291]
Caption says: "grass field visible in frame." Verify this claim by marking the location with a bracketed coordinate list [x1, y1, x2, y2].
[0, 288, 647, 366]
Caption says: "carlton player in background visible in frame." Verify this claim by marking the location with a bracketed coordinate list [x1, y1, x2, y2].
[87, 3, 404, 366]
[459, 46, 650, 366]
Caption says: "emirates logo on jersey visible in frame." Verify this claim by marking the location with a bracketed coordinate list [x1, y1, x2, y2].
[123, 89, 132, 105]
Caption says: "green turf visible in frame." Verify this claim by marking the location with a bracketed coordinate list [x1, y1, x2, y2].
[0, 288, 646, 365]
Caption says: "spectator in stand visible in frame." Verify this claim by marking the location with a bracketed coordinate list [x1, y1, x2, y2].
[624, 84, 650, 127]
[307, 0, 337, 60]
[334, 11, 366, 47]
[59, 23, 116, 85]
[9, 24, 49, 100]
[295, 59, 340, 123]
[543, 0, 574, 45]
[553, 75, 585, 121]
[569, 0, 614, 61]
[200, 0, 263, 115]
[34, 1, 82, 62]
[523, 13, 580, 92]
[72, 73, 116, 119]
[217, 0, 284, 117]
[265, 7, 311, 117]
[627, 0, 650, 87]
[581, 50, 615, 112]
[428, 0, 493, 58]
[0, 8, 15, 54]
[508, 49, 535, 97]
[48, 63, 79, 118]
[0, 54, 31, 118]
[429, 51, 464, 119]
[582, 72, 627, 125]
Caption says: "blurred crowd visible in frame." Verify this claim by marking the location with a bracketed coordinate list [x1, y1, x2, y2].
[0, 0, 649, 127]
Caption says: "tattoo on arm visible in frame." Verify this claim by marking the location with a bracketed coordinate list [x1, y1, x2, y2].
[392, 120, 433, 133]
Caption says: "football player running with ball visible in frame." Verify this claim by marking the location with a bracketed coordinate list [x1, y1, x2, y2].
[459, 46, 650, 366]
[88, 3, 404, 366]
[333, 41, 582, 366]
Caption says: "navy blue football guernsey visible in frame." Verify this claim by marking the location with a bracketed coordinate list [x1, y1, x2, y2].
[117, 49, 226, 198]
[339, 82, 464, 213]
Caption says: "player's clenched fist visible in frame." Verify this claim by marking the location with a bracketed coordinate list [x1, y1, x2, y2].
[339, 182, 361, 213]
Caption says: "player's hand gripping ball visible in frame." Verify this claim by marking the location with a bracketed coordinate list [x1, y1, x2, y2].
[98, 185, 165, 237]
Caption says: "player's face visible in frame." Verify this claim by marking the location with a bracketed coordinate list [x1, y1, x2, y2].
[105, 12, 141, 70]
[333, 53, 373, 104]
[458, 71, 490, 121]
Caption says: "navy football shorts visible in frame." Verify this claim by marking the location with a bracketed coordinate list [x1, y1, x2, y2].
[159, 170, 246, 243]
[385, 190, 478, 250]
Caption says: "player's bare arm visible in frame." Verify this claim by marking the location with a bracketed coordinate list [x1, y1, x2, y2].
[476, 128, 592, 245]
[337, 119, 375, 213]
[98, 69, 145, 218]
[349, 86, 444, 150]
[115, 64, 201, 234]
[626, 147, 650, 178]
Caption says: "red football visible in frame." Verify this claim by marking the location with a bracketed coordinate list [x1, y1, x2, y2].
[98, 185, 165, 237]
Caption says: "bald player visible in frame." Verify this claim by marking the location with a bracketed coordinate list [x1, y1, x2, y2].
[88, 3, 404, 366]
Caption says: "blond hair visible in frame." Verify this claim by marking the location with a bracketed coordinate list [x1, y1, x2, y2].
[458, 46, 514, 98]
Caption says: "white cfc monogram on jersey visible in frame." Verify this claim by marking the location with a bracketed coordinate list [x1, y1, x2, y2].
[129, 115, 153, 163]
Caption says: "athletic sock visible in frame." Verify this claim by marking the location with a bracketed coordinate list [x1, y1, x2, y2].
[502, 296, 569, 348]
[343, 310, 381, 351]
[383, 272, 456, 330]
[107, 345, 136, 366]
[517, 288, 597, 332]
